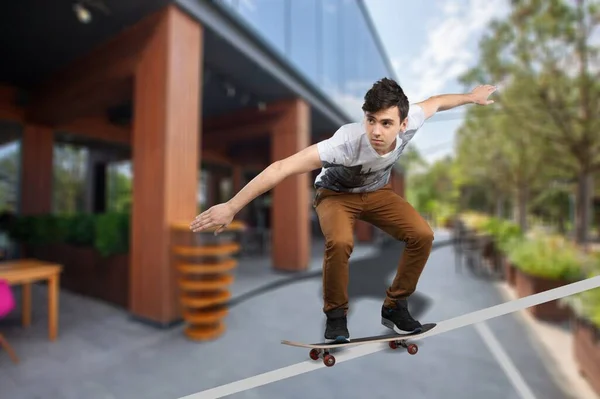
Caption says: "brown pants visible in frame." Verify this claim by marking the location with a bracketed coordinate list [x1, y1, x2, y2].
[314, 183, 434, 315]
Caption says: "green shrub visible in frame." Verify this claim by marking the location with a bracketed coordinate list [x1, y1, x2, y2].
[480, 218, 523, 253]
[505, 235, 586, 281]
[63, 214, 95, 246]
[561, 252, 600, 329]
[5, 212, 130, 258]
[460, 212, 490, 232]
[94, 212, 129, 257]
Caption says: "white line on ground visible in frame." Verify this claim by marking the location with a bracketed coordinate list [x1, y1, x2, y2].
[178, 275, 600, 399]
[475, 322, 537, 399]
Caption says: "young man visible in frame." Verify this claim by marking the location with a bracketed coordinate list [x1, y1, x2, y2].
[190, 78, 497, 341]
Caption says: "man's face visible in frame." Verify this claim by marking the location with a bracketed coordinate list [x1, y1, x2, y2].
[364, 106, 408, 154]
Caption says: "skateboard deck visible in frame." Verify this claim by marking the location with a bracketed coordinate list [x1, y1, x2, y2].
[282, 323, 437, 367]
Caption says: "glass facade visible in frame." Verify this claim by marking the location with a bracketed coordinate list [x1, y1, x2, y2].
[214, 0, 395, 121]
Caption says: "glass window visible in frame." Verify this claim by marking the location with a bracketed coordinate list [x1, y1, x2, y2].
[320, 0, 341, 94]
[214, 0, 395, 122]
[290, 0, 319, 84]
[0, 122, 21, 214]
[106, 161, 132, 213]
[335, 0, 391, 120]
[220, 0, 287, 56]
[53, 143, 89, 214]
[0, 121, 21, 261]
[216, 0, 237, 8]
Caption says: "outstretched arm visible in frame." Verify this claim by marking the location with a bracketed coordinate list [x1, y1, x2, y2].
[190, 144, 323, 233]
[416, 84, 497, 119]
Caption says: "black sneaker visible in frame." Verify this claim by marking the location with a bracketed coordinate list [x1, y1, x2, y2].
[324, 309, 350, 342]
[381, 299, 422, 334]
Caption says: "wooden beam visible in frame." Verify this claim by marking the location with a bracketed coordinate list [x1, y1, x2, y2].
[0, 85, 24, 122]
[0, 85, 130, 146]
[26, 11, 162, 126]
[202, 116, 278, 149]
[202, 100, 292, 132]
[58, 116, 131, 145]
[201, 149, 233, 166]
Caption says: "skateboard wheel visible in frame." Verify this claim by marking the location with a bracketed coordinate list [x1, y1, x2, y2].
[407, 344, 418, 355]
[388, 341, 398, 350]
[323, 354, 336, 367]
[309, 349, 320, 360]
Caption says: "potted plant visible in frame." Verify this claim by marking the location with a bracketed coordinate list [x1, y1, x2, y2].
[561, 257, 600, 396]
[480, 218, 522, 282]
[505, 234, 583, 322]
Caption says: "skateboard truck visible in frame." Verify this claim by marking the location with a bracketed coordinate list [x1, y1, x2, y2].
[388, 339, 418, 354]
[309, 348, 336, 367]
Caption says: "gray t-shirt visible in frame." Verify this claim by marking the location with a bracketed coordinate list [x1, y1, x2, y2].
[314, 104, 425, 193]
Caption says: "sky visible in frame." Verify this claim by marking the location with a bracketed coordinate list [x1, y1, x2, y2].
[363, 0, 510, 164]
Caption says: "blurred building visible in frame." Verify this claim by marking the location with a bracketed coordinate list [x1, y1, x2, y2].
[0, 0, 402, 325]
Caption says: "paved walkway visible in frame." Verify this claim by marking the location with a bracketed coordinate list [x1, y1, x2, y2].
[0, 230, 586, 398]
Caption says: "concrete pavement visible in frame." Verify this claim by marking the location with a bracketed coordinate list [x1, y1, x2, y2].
[0, 230, 578, 398]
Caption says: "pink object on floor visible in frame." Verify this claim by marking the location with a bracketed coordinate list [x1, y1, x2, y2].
[0, 279, 15, 318]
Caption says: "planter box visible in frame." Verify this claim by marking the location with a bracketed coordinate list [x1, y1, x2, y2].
[504, 258, 516, 286]
[23, 243, 129, 308]
[573, 317, 600, 396]
[515, 268, 570, 322]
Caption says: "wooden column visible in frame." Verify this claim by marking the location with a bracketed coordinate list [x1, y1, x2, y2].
[232, 165, 243, 193]
[391, 168, 405, 197]
[270, 99, 311, 271]
[231, 165, 249, 221]
[130, 5, 202, 325]
[20, 125, 53, 215]
[355, 220, 373, 242]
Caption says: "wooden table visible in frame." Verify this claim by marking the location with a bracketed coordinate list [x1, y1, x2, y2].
[0, 259, 63, 341]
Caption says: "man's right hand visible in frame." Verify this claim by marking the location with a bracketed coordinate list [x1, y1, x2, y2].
[190, 202, 236, 234]
[189, 144, 322, 235]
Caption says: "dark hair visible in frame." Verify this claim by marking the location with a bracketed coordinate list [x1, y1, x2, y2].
[362, 77, 409, 121]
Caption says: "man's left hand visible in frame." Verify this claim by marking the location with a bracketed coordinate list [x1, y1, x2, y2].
[471, 85, 497, 105]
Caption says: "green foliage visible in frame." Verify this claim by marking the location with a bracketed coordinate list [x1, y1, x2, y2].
[0, 143, 20, 214]
[62, 214, 96, 246]
[405, 154, 459, 218]
[457, 0, 600, 242]
[52, 144, 88, 214]
[479, 217, 523, 253]
[460, 212, 589, 282]
[459, 211, 492, 231]
[94, 212, 129, 257]
[107, 166, 132, 213]
[7, 214, 67, 245]
[505, 234, 586, 281]
[6, 212, 129, 258]
[561, 251, 600, 329]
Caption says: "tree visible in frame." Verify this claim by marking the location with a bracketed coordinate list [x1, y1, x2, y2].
[397, 144, 427, 176]
[407, 155, 459, 223]
[459, 0, 600, 243]
[53, 144, 87, 214]
[453, 78, 555, 231]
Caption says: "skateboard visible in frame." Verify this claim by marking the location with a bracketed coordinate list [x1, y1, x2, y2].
[281, 323, 437, 367]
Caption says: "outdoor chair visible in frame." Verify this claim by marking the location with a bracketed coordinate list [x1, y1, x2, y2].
[0, 278, 18, 364]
